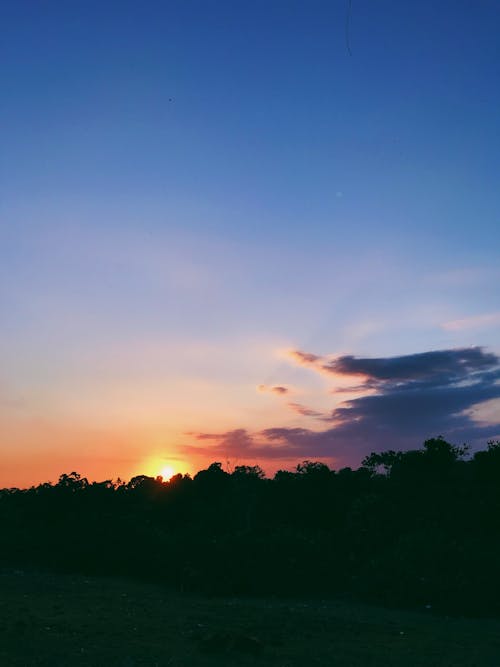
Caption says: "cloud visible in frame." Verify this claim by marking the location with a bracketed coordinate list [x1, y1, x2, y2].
[322, 347, 500, 445]
[323, 347, 498, 384]
[258, 384, 289, 395]
[182, 347, 500, 469]
[319, 347, 500, 455]
[287, 402, 326, 419]
[441, 312, 500, 331]
[289, 350, 322, 366]
[181, 428, 313, 461]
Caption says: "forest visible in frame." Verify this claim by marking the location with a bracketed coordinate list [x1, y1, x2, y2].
[2, 437, 500, 616]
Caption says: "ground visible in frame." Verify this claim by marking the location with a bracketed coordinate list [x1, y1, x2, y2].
[1, 570, 499, 666]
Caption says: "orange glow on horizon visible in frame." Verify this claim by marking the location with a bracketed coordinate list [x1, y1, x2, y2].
[137, 453, 194, 481]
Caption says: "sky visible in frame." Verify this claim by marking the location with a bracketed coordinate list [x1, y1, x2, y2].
[1, 0, 499, 487]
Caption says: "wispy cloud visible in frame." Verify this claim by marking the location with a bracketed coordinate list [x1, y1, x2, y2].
[181, 428, 309, 461]
[258, 384, 289, 395]
[288, 350, 322, 366]
[441, 312, 500, 331]
[287, 402, 326, 419]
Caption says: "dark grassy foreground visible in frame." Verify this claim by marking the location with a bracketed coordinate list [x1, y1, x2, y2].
[1, 570, 500, 666]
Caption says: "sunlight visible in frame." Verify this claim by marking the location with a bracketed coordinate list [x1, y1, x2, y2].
[137, 453, 192, 482]
[159, 465, 175, 480]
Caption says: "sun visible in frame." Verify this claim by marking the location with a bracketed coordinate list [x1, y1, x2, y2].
[159, 465, 175, 481]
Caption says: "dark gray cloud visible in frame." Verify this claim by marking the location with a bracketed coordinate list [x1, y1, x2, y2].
[323, 347, 500, 433]
[321, 347, 500, 454]
[183, 347, 500, 468]
[324, 347, 498, 384]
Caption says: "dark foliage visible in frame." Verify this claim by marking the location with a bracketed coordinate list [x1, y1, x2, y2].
[1, 437, 500, 615]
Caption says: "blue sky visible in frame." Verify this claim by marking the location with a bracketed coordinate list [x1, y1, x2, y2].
[1, 1, 499, 485]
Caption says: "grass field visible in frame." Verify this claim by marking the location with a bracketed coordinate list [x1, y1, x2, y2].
[1, 569, 500, 666]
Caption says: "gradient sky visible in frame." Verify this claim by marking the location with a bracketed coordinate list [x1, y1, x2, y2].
[1, 0, 499, 487]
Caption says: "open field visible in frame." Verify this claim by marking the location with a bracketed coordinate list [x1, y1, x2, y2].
[1, 570, 500, 666]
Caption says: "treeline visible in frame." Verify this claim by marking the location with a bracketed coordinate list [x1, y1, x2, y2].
[1, 437, 500, 615]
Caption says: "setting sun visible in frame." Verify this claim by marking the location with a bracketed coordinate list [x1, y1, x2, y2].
[160, 465, 175, 481]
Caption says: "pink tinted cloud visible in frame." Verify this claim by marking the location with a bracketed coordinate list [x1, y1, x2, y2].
[288, 350, 323, 366]
[441, 312, 500, 331]
[287, 402, 326, 419]
[258, 384, 289, 395]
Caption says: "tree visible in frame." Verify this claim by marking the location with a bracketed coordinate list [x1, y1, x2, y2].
[296, 460, 331, 477]
[423, 436, 468, 464]
[232, 465, 265, 480]
[362, 450, 402, 475]
[57, 472, 88, 491]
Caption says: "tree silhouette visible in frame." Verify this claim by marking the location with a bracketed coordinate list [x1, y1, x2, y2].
[1, 437, 500, 613]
